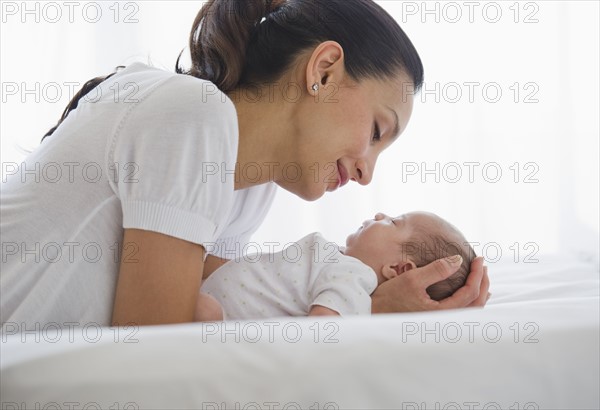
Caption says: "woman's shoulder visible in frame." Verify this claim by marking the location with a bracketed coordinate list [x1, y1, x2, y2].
[107, 64, 240, 178]
[105, 62, 237, 126]
[166, 74, 237, 123]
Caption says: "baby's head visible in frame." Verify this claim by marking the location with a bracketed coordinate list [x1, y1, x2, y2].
[343, 211, 476, 301]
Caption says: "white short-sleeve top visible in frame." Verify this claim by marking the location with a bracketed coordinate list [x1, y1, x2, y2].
[0, 63, 277, 327]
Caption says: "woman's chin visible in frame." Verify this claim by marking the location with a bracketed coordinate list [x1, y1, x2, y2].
[287, 182, 328, 202]
[297, 190, 324, 202]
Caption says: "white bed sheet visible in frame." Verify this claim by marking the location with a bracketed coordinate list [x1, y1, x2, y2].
[1, 254, 599, 409]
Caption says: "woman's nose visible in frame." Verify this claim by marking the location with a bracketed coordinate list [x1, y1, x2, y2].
[350, 158, 373, 186]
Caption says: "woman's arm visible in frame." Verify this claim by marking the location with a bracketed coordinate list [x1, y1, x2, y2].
[371, 256, 489, 313]
[203, 254, 230, 279]
[111, 228, 205, 326]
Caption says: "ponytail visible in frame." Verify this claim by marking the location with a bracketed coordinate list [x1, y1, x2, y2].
[176, 0, 423, 93]
[41, 67, 123, 142]
[176, 0, 283, 92]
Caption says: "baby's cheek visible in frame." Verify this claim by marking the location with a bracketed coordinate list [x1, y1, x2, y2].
[345, 232, 361, 248]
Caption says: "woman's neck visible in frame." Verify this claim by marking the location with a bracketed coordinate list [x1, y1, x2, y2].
[228, 87, 296, 190]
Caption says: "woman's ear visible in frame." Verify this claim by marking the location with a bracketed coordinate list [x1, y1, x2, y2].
[380, 261, 416, 281]
[305, 40, 345, 94]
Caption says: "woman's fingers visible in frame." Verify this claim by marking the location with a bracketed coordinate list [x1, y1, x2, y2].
[371, 256, 488, 313]
[437, 256, 485, 310]
[371, 272, 436, 313]
[413, 254, 464, 288]
[467, 265, 490, 307]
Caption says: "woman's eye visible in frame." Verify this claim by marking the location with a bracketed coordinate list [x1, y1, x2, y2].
[372, 123, 381, 142]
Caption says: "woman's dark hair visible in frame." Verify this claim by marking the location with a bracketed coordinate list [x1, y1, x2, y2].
[41, 69, 123, 141]
[43, 0, 423, 141]
[176, 0, 423, 91]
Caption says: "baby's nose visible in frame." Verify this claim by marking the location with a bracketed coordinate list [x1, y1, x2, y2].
[374, 213, 386, 221]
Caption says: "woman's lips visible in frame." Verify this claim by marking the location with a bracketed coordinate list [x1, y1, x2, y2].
[337, 161, 349, 189]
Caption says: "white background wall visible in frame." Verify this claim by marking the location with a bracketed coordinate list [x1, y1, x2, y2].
[1, 1, 598, 264]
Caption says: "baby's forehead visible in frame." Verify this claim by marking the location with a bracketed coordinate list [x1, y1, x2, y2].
[400, 211, 441, 227]
[399, 212, 459, 239]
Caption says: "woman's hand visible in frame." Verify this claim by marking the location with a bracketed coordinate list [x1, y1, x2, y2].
[371, 256, 489, 313]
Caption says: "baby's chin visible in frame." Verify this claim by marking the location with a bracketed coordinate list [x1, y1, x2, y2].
[343, 237, 363, 258]
[344, 232, 356, 247]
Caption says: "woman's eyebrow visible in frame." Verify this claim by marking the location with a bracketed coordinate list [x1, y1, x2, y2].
[386, 105, 401, 142]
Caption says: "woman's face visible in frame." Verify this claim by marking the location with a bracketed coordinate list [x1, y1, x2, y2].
[282, 71, 414, 201]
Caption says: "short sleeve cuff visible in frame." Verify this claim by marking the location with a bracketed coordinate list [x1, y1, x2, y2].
[122, 200, 217, 248]
[207, 235, 247, 259]
[311, 292, 372, 316]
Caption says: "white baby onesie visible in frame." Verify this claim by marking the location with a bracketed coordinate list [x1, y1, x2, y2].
[200, 232, 378, 320]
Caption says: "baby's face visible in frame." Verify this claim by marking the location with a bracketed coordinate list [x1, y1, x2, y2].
[344, 211, 442, 281]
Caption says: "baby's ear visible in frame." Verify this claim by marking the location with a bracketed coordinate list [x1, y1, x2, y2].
[381, 261, 416, 280]
[399, 261, 417, 273]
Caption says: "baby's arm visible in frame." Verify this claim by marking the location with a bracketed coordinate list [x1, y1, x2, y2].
[194, 292, 224, 322]
[308, 305, 340, 316]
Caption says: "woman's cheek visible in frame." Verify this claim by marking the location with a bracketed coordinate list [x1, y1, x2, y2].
[351, 131, 371, 157]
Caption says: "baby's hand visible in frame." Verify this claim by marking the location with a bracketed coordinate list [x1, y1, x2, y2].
[194, 292, 224, 322]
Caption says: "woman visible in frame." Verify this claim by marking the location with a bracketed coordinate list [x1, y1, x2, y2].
[0, 0, 489, 327]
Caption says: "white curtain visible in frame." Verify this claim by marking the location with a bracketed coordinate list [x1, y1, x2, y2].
[1, 1, 598, 264]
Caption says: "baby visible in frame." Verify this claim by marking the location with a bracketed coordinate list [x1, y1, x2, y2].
[196, 211, 476, 321]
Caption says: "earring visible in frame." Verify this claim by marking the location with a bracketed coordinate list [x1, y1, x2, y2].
[311, 83, 319, 92]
